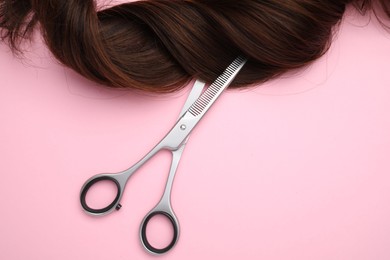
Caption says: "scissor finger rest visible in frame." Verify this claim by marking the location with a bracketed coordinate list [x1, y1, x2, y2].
[80, 175, 122, 214]
[140, 210, 179, 254]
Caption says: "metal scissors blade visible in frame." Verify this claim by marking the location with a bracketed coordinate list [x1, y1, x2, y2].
[179, 79, 205, 118]
[152, 56, 247, 151]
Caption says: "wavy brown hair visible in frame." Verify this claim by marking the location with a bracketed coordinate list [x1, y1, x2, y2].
[0, 0, 389, 92]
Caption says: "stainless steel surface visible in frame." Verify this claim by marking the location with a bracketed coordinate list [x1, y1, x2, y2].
[80, 56, 247, 254]
[139, 80, 205, 253]
[188, 56, 247, 117]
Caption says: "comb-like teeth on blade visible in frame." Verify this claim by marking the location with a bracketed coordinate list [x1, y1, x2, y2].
[188, 56, 246, 116]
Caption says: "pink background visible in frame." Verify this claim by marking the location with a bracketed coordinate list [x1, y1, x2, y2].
[1, 5, 390, 260]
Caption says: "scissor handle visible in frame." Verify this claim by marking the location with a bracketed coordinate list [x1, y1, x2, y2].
[80, 174, 123, 215]
[140, 208, 179, 254]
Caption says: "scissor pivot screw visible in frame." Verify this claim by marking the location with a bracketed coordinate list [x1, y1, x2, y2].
[180, 124, 187, 130]
[116, 204, 122, 210]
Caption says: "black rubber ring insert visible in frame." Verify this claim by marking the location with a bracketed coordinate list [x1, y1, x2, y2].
[80, 176, 121, 214]
[141, 211, 178, 254]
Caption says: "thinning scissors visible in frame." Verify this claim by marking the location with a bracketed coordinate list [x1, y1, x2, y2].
[80, 56, 247, 254]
